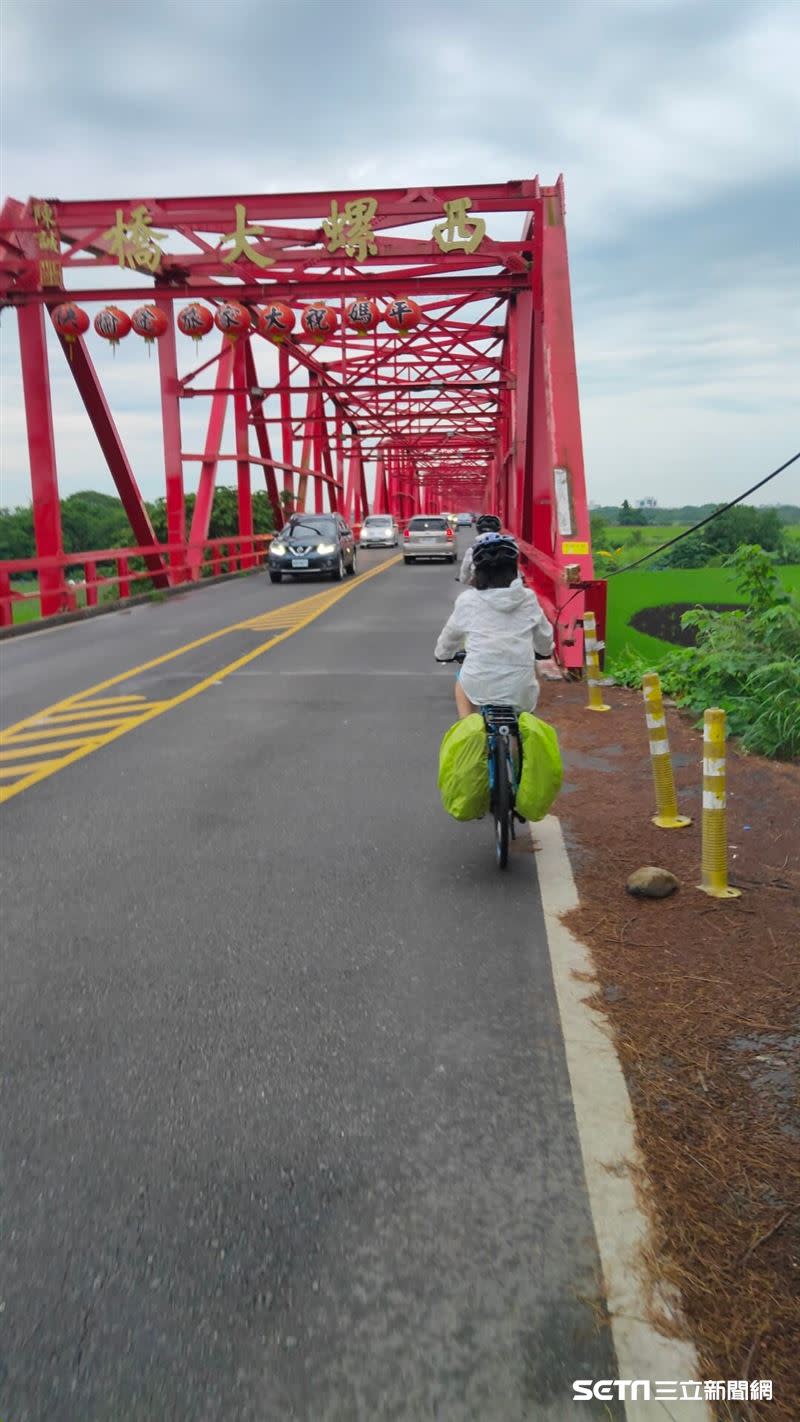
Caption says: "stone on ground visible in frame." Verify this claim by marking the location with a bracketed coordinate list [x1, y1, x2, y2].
[626, 866, 679, 898]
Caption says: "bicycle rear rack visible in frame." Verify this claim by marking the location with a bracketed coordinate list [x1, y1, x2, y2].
[481, 704, 519, 735]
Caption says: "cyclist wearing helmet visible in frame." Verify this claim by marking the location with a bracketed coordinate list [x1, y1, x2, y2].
[459, 513, 501, 584]
[435, 532, 554, 718]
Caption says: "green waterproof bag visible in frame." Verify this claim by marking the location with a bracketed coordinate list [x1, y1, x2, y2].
[516, 713, 563, 821]
[438, 714, 490, 821]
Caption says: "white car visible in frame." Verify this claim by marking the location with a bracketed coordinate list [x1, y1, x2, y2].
[359, 515, 399, 548]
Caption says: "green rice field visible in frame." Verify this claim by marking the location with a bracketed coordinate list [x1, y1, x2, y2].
[605, 565, 800, 665]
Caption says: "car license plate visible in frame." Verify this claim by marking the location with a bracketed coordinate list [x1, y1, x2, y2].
[291, 557, 309, 568]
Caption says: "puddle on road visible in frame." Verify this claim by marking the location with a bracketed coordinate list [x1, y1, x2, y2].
[562, 744, 625, 774]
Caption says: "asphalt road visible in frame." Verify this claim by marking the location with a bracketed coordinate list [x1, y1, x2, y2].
[0, 542, 620, 1421]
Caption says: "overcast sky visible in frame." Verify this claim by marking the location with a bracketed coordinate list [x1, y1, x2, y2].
[1, 0, 798, 511]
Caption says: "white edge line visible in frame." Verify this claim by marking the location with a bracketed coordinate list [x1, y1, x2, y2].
[533, 815, 713, 1422]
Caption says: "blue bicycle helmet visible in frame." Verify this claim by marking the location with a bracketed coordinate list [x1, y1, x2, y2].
[471, 532, 519, 568]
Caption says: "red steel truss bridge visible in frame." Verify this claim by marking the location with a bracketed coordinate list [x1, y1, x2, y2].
[0, 178, 604, 663]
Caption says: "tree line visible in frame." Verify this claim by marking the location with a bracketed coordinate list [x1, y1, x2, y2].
[0, 488, 276, 566]
[591, 501, 800, 526]
[591, 503, 797, 569]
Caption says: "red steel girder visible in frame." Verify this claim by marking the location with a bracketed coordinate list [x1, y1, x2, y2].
[12, 181, 548, 230]
[4, 274, 527, 306]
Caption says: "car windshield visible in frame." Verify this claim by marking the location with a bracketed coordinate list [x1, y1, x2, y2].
[409, 518, 446, 531]
[364, 517, 392, 526]
[285, 521, 336, 539]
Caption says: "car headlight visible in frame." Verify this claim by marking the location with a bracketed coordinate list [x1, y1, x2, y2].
[317, 543, 336, 554]
[271, 542, 287, 555]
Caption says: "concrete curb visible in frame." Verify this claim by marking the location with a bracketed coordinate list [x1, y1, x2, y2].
[0, 567, 265, 642]
[534, 814, 713, 1421]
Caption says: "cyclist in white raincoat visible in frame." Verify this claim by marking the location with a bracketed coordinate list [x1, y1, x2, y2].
[435, 533, 554, 719]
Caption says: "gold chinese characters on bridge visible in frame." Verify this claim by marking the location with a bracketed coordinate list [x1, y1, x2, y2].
[102, 205, 166, 273]
[221, 204, 275, 269]
[89, 194, 490, 274]
[31, 200, 63, 287]
[322, 194, 487, 258]
[322, 198, 379, 263]
[432, 198, 486, 254]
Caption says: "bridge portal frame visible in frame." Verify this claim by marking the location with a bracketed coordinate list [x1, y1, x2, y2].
[0, 178, 603, 664]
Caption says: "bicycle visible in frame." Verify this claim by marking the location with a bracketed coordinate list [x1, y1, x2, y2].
[436, 651, 522, 870]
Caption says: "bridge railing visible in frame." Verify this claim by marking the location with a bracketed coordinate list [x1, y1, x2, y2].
[516, 536, 606, 665]
[0, 534, 275, 628]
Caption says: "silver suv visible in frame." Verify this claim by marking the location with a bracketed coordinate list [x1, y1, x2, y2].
[403, 515, 457, 564]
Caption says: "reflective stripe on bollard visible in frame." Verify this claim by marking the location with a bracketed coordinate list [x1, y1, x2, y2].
[698, 707, 741, 898]
[642, 672, 691, 829]
[583, 612, 610, 713]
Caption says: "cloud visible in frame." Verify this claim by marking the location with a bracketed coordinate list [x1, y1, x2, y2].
[1, 0, 799, 513]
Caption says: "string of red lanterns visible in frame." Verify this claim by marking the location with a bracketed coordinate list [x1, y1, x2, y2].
[50, 296, 421, 352]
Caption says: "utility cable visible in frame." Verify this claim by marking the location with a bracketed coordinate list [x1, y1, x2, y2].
[603, 450, 799, 577]
[551, 448, 800, 625]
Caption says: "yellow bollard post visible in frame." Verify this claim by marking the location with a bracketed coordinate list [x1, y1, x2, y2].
[583, 612, 610, 712]
[642, 672, 691, 828]
[698, 707, 741, 898]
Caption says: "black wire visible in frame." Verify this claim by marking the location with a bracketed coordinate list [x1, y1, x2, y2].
[604, 450, 799, 577]
[550, 448, 800, 626]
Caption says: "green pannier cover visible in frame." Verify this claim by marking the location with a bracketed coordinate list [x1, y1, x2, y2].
[438, 714, 490, 821]
[516, 712, 563, 821]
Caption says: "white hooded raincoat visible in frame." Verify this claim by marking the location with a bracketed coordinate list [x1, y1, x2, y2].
[434, 578, 554, 712]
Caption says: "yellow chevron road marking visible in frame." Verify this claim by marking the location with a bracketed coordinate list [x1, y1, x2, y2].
[0, 556, 400, 805]
[0, 761, 64, 779]
[0, 739, 100, 760]
[67, 695, 150, 709]
[0, 728, 103, 745]
[32, 707, 149, 724]
[20, 715, 145, 735]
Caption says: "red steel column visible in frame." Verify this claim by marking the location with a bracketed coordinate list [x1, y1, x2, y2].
[17, 304, 65, 616]
[315, 395, 337, 513]
[233, 337, 254, 567]
[313, 393, 326, 514]
[511, 287, 535, 547]
[372, 447, 388, 514]
[278, 344, 294, 509]
[334, 409, 345, 517]
[156, 289, 186, 579]
[189, 341, 232, 574]
[540, 178, 593, 583]
[244, 341, 282, 529]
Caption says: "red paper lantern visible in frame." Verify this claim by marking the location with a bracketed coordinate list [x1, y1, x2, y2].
[131, 304, 168, 348]
[94, 305, 131, 350]
[345, 296, 379, 336]
[51, 302, 89, 353]
[385, 297, 421, 337]
[301, 303, 337, 344]
[177, 302, 214, 345]
[258, 301, 295, 344]
[213, 300, 251, 343]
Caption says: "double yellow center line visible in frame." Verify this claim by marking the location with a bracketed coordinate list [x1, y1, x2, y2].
[0, 558, 399, 805]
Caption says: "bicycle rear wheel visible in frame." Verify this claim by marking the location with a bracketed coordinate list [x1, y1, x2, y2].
[493, 741, 511, 870]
